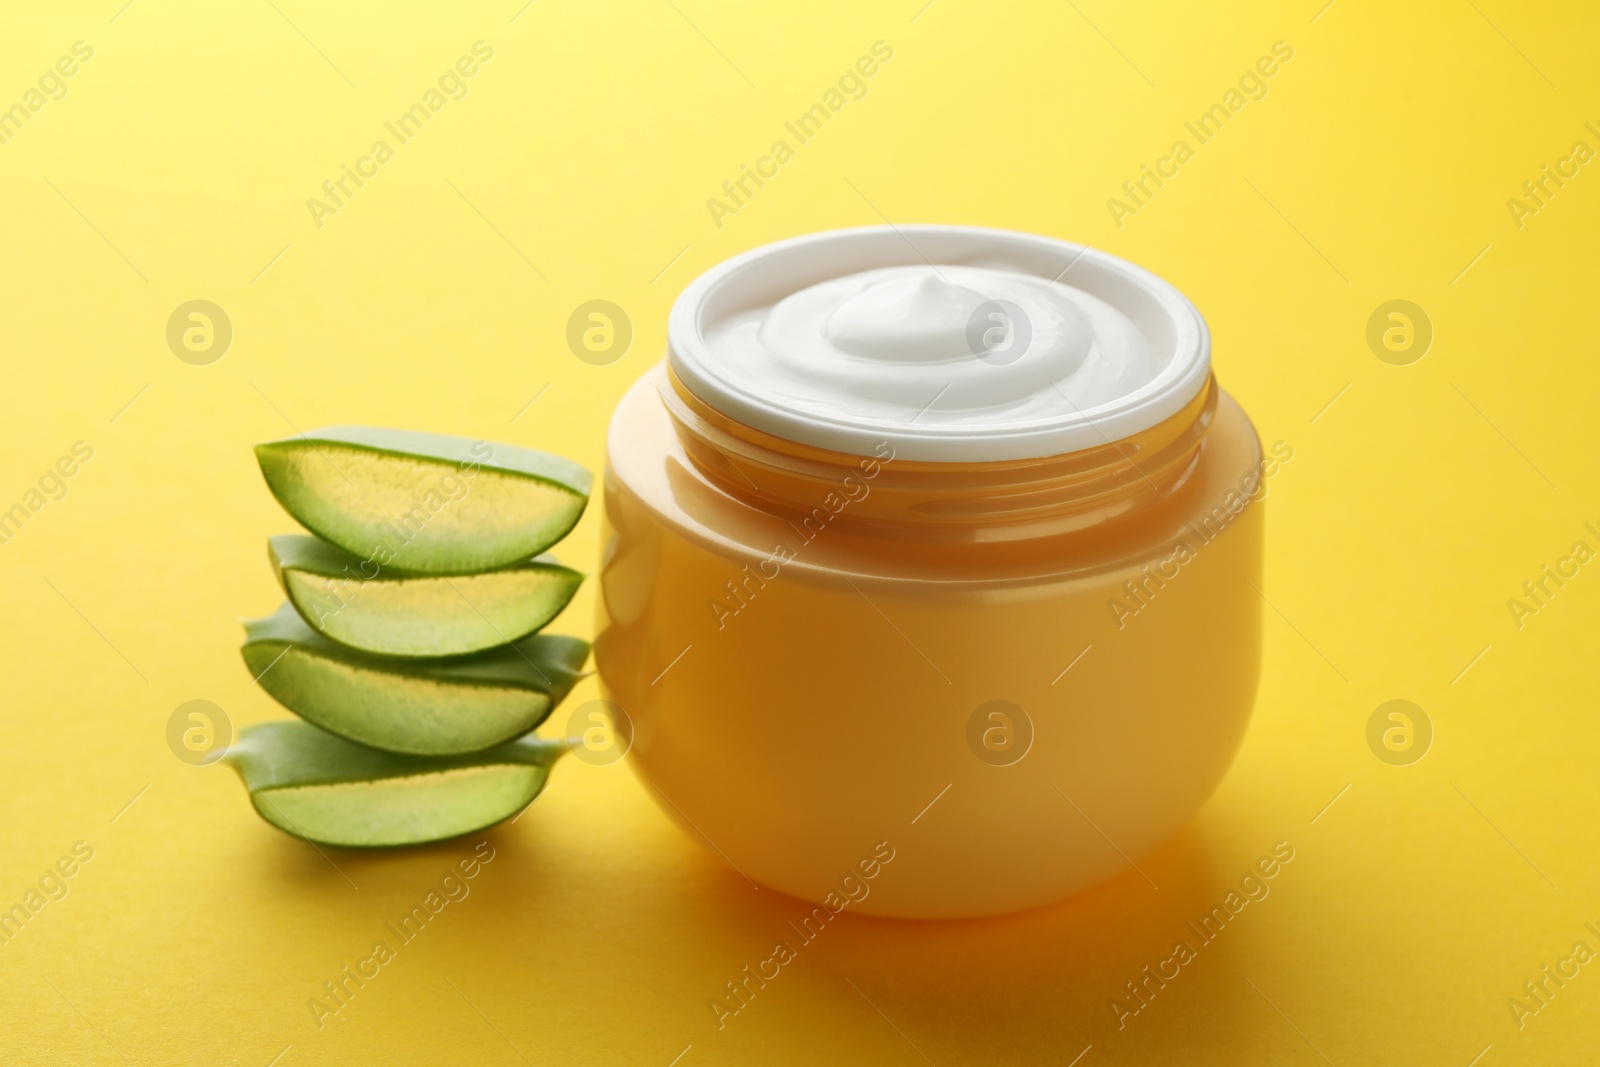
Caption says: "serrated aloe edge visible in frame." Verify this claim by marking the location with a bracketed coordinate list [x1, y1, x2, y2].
[224, 721, 565, 848]
[268, 534, 583, 657]
[241, 603, 589, 757]
[254, 426, 592, 575]
[234, 427, 594, 849]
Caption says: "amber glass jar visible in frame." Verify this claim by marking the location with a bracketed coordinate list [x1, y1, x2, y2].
[596, 227, 1267, 918]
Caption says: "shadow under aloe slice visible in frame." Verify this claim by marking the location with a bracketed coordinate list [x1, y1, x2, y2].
[253, 425, 593, 575]
[225, 720, 565, 847]
[241, 604, 588, 756]
[269, 534, 583, 657]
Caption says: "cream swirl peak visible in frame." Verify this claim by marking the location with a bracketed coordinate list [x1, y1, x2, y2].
[721, 264, 1155, 421]
[668, 226, 1210, 461]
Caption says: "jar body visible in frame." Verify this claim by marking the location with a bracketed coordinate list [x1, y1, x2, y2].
[597, 368, 1265, 918]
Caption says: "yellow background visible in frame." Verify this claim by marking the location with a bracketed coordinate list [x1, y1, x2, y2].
[2, 1, 1596, 1063]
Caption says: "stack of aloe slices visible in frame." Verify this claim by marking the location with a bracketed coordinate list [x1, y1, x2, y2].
[226, 426, 593, 848]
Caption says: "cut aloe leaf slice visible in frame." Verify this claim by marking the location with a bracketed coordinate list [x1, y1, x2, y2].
[241, 604, 588, 756]
[225, 720, 564, 847]
[268, 535, 583, 657]
[254, 426, 592, 575]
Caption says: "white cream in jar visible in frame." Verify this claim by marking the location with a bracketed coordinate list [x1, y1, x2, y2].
[671, 228, 1211, 462]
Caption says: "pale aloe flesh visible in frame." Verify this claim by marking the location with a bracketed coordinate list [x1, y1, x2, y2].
[254, 426, 592, 575]
[241, 604, 588, 756]
[268, 534, 582, 657]
[226, 720, 564, 847]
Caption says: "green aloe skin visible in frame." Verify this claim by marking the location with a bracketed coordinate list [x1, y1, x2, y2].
[225, 721, 566, 848]
[254, 426, 592, 575]
[268, 534, 583, 657]
[231, 427, 595, 848]
[241, 603, 589, 757]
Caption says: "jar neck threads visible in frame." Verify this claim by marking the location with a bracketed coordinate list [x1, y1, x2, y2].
[659, 366, 1217, 545]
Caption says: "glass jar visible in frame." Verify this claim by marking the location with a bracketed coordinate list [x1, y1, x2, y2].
[596, 226, 1267, 918]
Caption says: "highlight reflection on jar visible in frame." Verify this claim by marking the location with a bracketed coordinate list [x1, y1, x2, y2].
[597, 226, 1265, 919]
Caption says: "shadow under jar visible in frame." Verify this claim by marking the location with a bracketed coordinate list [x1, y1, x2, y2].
[596, 226, 1269, 918]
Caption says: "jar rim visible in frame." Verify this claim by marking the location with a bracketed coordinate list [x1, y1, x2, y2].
[667, 225, 1211, 463]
